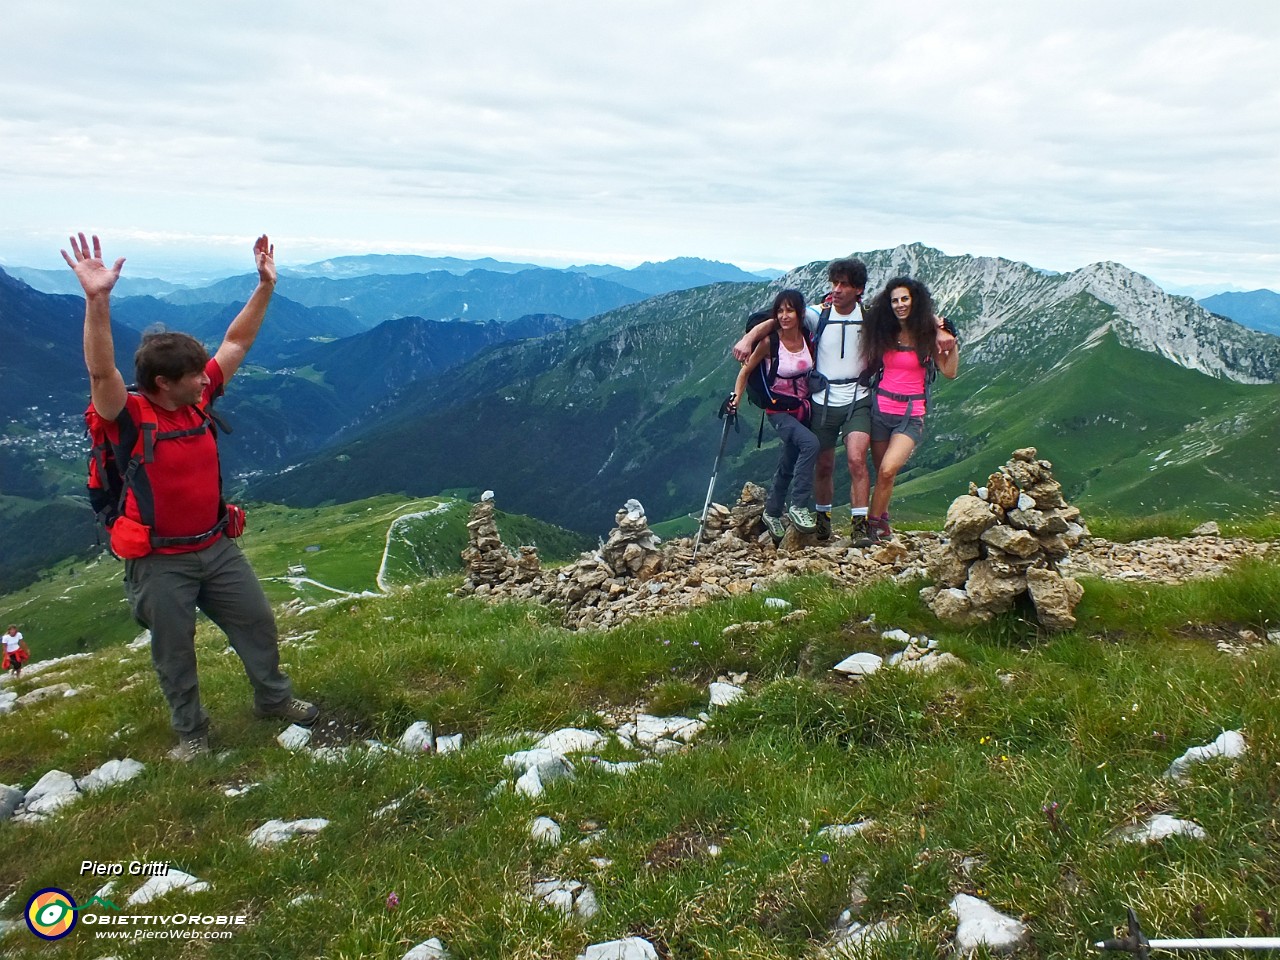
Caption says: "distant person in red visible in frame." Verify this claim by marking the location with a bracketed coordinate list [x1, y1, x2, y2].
[63, 233, 318, 761]
[859, 277, 959, 542]
[2, 625, 29, 678]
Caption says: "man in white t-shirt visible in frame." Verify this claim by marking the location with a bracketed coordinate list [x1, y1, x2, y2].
[734, 257, 954, 544]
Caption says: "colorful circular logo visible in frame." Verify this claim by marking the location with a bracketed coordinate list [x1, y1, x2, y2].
[26, 888, 78, 940]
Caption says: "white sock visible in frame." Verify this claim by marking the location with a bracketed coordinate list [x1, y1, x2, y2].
[851, 507, 868, 517]
[816, 504, 832, 514]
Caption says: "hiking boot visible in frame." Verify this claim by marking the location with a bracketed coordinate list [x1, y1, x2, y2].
[167, 731, 211, 762]
[761, 512, 787, 541]
[786, 505, 817, 532]
[254, 697, 319, 727]
[815, 510, 832, 542]
[850, 515, 873, 548]
[869, 514, 894, 543]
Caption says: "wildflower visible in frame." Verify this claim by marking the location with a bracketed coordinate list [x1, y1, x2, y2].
[662, 639, 671, 646]
[979, 735, 990, 745]
[691, 641, 700, 647]
[820, 853, 830, 864]
[386, 891, 400, 911]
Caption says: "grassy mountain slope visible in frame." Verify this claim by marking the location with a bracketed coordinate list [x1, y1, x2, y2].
[0, 495, 590, 662]
[249, 264, 1280, 535]
[1, 543, 1276, 957]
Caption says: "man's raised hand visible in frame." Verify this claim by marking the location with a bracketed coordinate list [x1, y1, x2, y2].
[253, 234, 277, 285]
[60, 233, 124, 299]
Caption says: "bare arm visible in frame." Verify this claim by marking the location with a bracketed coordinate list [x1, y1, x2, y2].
[733, 317, 777, 362]
[212, 235, 277, 381]
[935, 337, 959, 379]
[62, 233, 128, 420]
[729, 339, 771, 409]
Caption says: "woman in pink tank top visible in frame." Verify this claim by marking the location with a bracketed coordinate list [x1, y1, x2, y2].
[728, 289, 821, 538]
[859, 277, 959, 542]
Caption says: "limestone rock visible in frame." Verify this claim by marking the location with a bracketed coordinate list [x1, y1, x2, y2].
[950, 893, 1030, 955]
[1025, 568, 1084, 631]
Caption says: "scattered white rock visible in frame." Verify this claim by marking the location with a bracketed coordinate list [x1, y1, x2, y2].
[288, 893, 320, 906]
[530, 816, 562, 846]
[126, 870, 210, 906]
[78, 758, 144, 793]
[764, 597, 791, 609]
[435, 734, 463, 754]
[532, 878, 599, 920]
[832, 652, 883, 677]
[708, 681, 745, 706]
[536, 727, 605, 755]
[277, 724, 313, 751]
[1116, 814, 1207, 844]
[819, 821, 876, 840]
[14, 770, 79, 821]
[128, 630, 152, 650]
[576, 937, 659, 960]
[515, 757, 575, 798]
[224, 783, 260, 798]
[1190, 521, 1220, 536]
[403, 937, 452, 960]
[0, 691, 17, 714]
[586, 758, 652, 775]
[950, 893, 1030, 955]
[881, 629, 911, 644]
[825, 919, 896, 957]
[399, 721, 436, 753]
[624, 714, 705, 749]
[17, 683, 74, 706]
[248, 818, 330, 847]
[1165, 729, 1246, 781]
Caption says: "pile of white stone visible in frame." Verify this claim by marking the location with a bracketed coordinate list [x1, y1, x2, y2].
[2, 758, 144, 823]
[921, 448, 1087, 631]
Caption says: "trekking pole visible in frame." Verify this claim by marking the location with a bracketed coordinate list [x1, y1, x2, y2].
[692, 396, 738, 559]
[1096, 908, 1280, 956]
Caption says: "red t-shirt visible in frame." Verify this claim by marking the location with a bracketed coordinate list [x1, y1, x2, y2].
[104, 359, 226, 554]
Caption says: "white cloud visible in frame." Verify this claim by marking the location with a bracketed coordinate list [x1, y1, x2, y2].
[1, 0, 1277, 290]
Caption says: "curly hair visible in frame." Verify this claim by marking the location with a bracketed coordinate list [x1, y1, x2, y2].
[771, 288, 806, 321]
[860, 276, 937, 374]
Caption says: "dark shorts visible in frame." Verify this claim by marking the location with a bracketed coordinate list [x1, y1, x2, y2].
[869, 405, 925, 445]
[809, 395, 872, 451]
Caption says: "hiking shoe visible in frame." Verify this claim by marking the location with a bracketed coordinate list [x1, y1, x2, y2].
[850, 515, 873, 548]
[761, 512, 787, 540]
[869, 514, 894, 543]
[254, 697, 319, 727]
[815, 510, 832, 542]
[167, 731, 211, 762]
[787, 505, 817, 532]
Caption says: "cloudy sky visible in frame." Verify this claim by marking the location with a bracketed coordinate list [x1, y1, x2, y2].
[2, 1, 1276, 294]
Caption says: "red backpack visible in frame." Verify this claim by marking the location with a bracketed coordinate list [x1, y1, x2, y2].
[85, 391, 243, 559]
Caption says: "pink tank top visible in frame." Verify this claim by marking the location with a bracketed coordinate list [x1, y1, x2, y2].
[770, 339, 812, 401]
[877, 346, 928, 416]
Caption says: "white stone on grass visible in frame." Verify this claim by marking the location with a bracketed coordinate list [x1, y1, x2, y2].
[825, 919, 896, 957]
[832, 653, 882, 676]
[126, 870, 210, 906]
[277, 724, 313, 750]
[709, 682, 745, 706]
[764, 597, 791, 609]
[435, 734, 463, 754]
[1116, 814, 1207, 844]
[403, 937, 451, 960]
[819, 821, 876, 840]
[78, 758, 144, 793]
[576, 937, 659, 960]
[1165, 729, 1246, 781]
[629, 714, 705, 748]
[531, 816, 562, 846]
[248, 818, 330, 847]
[950, 893, 1030, 955]
[399, 721, 436, 753]
[587, 758, 652, 775]
[0, 691, 17, 714]
[536, 727, 605, 755]
[532, 879, 599, 920]
[503, 748, 563, 774]
[14, 770, 79, 820]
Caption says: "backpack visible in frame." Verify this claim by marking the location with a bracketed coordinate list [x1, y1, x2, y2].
[742, 309, 815, 414]
[85, 390, 242, 559]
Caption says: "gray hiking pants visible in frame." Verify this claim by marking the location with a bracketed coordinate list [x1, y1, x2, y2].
[765, 412, 819, 517]
[124, 536, 292, 736]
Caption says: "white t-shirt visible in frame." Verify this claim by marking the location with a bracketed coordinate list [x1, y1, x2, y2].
[804, 302, 868, 406]
[2, 631, 22, 653]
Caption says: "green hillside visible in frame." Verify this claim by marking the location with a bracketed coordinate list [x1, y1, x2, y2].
[1, 539, 1276, 957]
[0, 495, 590, 662]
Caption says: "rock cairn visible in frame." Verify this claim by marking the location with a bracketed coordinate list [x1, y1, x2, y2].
[920, 448, 1087, 631]
[458, 499, 540, 596]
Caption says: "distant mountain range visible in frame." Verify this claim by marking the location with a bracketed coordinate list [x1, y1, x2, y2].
[2, 244, 1277, 593]
[1199, 289, 1280, 337]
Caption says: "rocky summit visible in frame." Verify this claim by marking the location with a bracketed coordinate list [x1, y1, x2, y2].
[456, 450, 1278, 632]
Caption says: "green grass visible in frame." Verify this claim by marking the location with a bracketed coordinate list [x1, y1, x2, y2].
[1, 543, 1277, 957]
